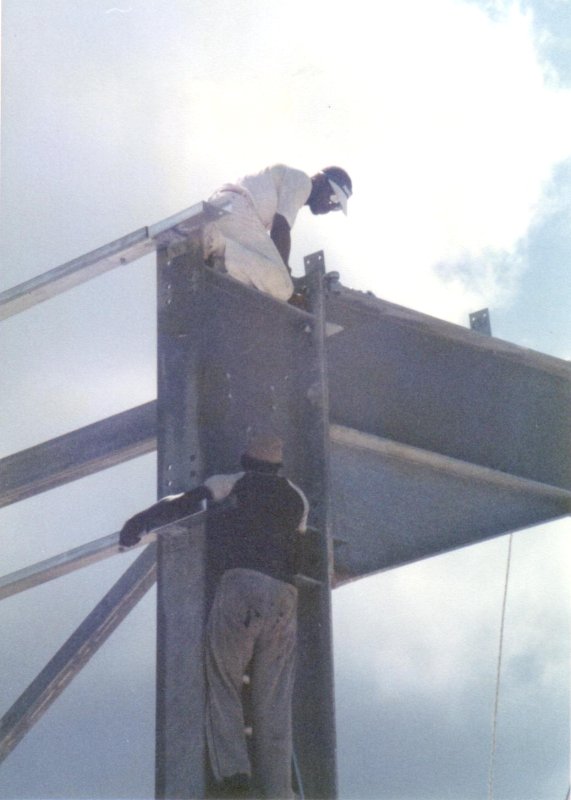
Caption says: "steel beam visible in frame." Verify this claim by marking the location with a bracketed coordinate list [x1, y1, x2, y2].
[326, 287, 571, 490]
[330, 425, 571, 582]
[0, 544, 157, 764]
[292, 251, 337, 799]
[0, 401, 157, 508]
[155, 239, 208, 799]
[153, 258, 342, 798]
[0, 202, 226, 321]
[3, 426, 569, 601]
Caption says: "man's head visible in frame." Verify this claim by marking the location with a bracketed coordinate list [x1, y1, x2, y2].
[242, 433, 284, 467]
[307, 166, 352, 215]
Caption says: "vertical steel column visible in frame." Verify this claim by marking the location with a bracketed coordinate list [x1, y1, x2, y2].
[294, 251, 337, 799]
[155, 239, 207, 799]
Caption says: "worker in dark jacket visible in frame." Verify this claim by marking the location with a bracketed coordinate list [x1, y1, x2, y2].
[119, 434, 308, 799]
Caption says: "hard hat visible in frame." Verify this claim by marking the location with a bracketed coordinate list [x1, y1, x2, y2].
[320, 166, 352, 215]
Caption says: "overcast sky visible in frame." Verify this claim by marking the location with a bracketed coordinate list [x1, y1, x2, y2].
[1, 1, 570, 798]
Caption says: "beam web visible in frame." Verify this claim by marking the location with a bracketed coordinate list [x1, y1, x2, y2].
[155, 240, 208, 799]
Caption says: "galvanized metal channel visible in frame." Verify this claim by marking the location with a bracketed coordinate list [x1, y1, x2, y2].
[0, 202, 226, 321]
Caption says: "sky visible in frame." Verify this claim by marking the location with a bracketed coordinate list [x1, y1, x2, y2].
[0, 1, 570, 798]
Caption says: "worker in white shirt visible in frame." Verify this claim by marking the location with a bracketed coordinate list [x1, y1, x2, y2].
[203, 164, 352, 302]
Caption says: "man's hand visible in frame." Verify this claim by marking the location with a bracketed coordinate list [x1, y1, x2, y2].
[119, 513, 147, 548]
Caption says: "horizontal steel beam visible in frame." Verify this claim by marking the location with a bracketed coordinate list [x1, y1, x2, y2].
[0, 543, 158, 764]
[330, 425, 571, 582]
[0, 202, 226, 321]
[331, 286, 571, 380]
[3, 424, 569, 601]
[326, 290, 571, 491]
[0, 401, 157, 508]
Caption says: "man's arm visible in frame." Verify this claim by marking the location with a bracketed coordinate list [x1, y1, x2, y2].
[119, 486, 212, 548]
[270, 213, 291, 271]
[119, 472, 244, 548]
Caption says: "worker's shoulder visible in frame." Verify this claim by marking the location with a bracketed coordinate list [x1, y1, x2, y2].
[204, 472, 244, 501]
[255, 163, 310, 182]
[278, 163, 310, 178]
[284, 478, 309, 532]
[282, 475, 305, 494]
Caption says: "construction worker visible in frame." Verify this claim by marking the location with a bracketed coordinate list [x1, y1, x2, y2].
[119, 434, 309, 799]
[203, 164, 353, 302]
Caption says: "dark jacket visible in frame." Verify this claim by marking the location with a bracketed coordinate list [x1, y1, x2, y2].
[119, 458, 308, 584]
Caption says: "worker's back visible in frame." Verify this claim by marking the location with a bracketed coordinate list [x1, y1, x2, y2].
[208, 470, 306, 585]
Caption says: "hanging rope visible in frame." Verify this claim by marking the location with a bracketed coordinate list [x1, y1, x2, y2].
[292, 748, 305, 800]
[487, 533, 514, 800]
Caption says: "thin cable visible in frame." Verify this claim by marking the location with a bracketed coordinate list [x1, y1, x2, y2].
[487, 533, 513, 800]
[292, 748, 305, 800]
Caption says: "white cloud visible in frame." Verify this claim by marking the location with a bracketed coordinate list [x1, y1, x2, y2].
[139, 0, 571, 324]
[333, 519, 571, 702]
[10, 0, 570, 327]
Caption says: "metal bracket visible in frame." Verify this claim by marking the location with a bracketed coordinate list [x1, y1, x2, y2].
[469, 308, 492, 336]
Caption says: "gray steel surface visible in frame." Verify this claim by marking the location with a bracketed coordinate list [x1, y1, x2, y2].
[2, 422, 568, 600]
[292, 252, 337, 799]
[173, 258, 338, 797]
[2, 278, 569, 584]
[155, 242, 209, 799]
[325, 287, 571, 490]
[330, 425, 571, 582]
[3, 204, 569, 800]
[0, 531, 122, 600]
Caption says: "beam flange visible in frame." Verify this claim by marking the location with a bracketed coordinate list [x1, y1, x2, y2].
[330, 425, 571, 506]
[330, 425, 571, 582]
[155, 239, 208, 799]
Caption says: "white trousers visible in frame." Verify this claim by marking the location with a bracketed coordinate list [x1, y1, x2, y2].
[205, 568, 298, 799]
[204, 191, 294, 301]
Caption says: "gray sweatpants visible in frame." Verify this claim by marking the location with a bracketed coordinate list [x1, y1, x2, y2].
[205, 568, 298, 799]
[203, 190, 294, 301]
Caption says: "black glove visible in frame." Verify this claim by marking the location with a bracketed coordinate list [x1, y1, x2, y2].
[119, 513, 147, 548]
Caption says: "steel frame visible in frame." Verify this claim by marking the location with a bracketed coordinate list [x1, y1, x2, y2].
[1, 200, 569, 798]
